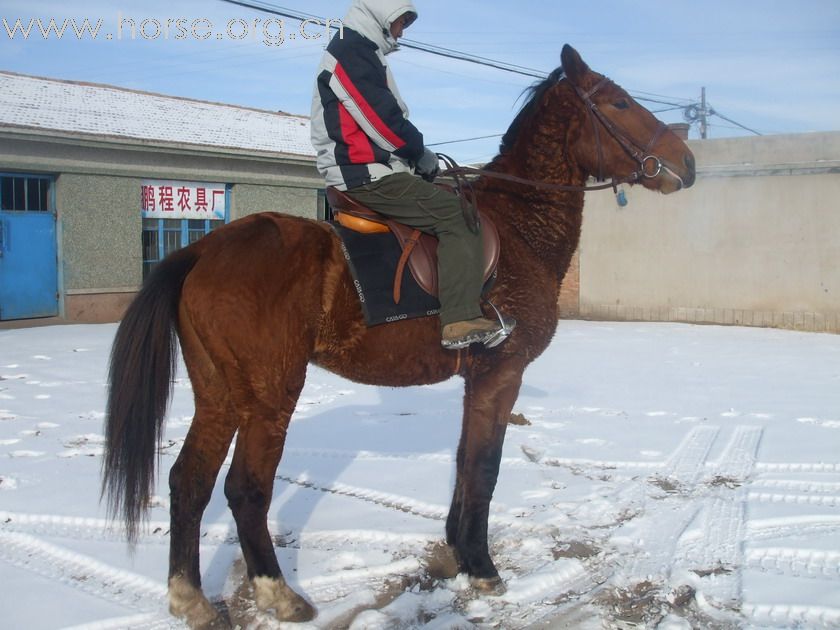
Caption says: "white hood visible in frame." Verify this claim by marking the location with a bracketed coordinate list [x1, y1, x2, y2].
[343, 0, 418, 55]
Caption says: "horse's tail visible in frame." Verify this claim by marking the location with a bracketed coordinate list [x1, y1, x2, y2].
[101, 246, 199, 544]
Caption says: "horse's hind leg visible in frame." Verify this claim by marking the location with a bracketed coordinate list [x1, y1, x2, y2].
[223, 369, 314, 622]
[168, 399, 237, 627]
[167, 308, 238, 628]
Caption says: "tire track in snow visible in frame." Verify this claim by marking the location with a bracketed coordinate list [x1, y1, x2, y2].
[747, 515, 840, 541]
[664, 425, 721, 485]
[288, 445, 840, 479]
[0, 530, 166, 611]
[276, 473, 566, 537]
[742, 603, 840, 628]
[752, 479, 840, 494]
[755, 462, 840, 473]
[285, 447, 454, 465]
[300, 558, 424, 602]
[679, 516, 840, 568]
[277, 473, 450, 522]
[500, 426, 724, 622]
[694, 425, 762, 611]
[0, 510, 434, 553]
[62, 612, 178, 630]
[626, 425, 720, 582]
[748, 492, 840, 508]
[286, 445, 668, 473]
[745, 547, 840, 580]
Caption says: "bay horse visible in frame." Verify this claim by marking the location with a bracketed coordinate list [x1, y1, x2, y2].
[102, 44, 695, 626]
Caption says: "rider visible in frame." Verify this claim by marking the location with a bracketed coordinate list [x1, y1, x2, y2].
[310, 0, 514, 349]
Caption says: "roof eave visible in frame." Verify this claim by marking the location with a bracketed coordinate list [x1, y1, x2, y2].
[0, 124, 317, 165]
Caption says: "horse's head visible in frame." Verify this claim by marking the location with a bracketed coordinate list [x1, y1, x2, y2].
[561, 44, 695, 193]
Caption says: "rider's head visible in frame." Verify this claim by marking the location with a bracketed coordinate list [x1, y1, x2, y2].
[389, 11, 416, 40]
[343, 1, 418, 54]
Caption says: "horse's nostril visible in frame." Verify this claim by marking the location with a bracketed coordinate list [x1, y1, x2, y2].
[684, 153, 696, 171]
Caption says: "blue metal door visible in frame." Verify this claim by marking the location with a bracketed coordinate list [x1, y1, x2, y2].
[0, 210, 59, 320]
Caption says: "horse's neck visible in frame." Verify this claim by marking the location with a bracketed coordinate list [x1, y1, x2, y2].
[482, 121, 587, 279]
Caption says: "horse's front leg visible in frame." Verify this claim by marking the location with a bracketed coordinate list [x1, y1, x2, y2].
[447, 359, 525, 593]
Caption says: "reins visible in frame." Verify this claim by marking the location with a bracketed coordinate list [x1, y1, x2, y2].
[438, 156, 642, 194]
[435, 153, 639, 235]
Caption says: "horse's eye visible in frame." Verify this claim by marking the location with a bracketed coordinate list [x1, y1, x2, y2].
[613, 99, 630, 110]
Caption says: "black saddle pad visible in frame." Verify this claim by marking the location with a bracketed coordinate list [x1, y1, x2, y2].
[331, 223, 440, 326]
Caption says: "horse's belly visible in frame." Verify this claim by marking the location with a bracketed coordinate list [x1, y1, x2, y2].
[312, 317, 461, 388]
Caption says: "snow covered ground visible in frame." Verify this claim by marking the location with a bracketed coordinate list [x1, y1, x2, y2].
[1, 320, 839, 629]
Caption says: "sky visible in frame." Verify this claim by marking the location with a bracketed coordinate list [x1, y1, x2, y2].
[1, 0, 839, 164]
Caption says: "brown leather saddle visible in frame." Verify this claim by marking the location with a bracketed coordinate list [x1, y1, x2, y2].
[326, 186, 500, 304]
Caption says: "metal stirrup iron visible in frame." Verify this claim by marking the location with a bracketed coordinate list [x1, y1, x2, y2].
[482, 300, 516, 348]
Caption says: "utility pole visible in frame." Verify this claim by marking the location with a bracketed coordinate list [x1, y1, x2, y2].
[684, 87, 710, 139]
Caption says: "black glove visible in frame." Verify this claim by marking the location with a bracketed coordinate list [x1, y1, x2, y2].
[415, 147, 440, 182]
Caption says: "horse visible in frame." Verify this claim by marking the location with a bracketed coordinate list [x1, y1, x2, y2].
[102, 44, 695, 626]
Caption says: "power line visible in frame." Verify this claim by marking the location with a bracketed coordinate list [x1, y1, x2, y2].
[633, 95, 688, 108]
[217, 0, 762, 140]
[218, 0, 549, 77]
[221, 0, 695, 108]
[630, 89, 695, 105]
[709, 108, 763, 136]
[427, 134, 503, 147]
[650, 106, 686, 114]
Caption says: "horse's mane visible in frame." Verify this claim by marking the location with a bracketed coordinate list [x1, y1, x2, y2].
[500, 67, 566, 154]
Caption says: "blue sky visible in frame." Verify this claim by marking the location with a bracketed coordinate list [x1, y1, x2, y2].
[2, 0, 839, 163]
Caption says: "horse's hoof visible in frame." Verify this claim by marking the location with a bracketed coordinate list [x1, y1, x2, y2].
[283, 598, 316, 623]
[168, 576, 220, 628]
[425, 542, 460, 579]
[470, 575, 507, 595]
[253, 575, 316, 622]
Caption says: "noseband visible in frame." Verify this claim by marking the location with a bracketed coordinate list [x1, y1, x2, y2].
[573, 76, 668, 185]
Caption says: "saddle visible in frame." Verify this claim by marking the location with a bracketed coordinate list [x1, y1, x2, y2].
[326, 186, 500, 304]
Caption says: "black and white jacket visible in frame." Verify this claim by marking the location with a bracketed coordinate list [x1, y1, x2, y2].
[310, 0, 423, 191]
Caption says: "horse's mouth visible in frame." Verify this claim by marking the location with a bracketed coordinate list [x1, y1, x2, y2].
[651, 157, 695, 194]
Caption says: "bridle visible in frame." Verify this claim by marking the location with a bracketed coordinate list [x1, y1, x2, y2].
[438, 73, 685, 195]
[574, 76, 670, 185]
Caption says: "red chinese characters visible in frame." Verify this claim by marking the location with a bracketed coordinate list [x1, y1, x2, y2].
[141, 181, 226, 219]
[158, 186, 175, 212]
[141, 185, 155, 211]
[177, 187, 191, 211]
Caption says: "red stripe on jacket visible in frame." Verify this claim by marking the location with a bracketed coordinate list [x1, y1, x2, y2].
[334, 62, 407, 150]
[338, 102, 376, 163]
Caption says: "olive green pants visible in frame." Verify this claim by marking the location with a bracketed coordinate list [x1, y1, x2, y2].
[347, 172, 485, 326]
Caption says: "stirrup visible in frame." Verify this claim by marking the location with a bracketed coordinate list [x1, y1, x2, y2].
[441, 330, 491, 350]
[482, 301, 516, 349]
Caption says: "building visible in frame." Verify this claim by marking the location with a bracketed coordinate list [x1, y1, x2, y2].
[570, 131, 840, 333]
[0, 71, 323, 323]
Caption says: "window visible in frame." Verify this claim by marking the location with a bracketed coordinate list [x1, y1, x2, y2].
[140, 180, 229, 278]
[0, 174, 53, 211]
[142, 218, 220, 278]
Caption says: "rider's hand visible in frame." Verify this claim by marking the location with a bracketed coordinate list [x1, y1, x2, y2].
[415, 147, 440, 182]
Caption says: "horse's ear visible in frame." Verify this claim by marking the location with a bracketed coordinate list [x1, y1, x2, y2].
[561, 44, 590, 86]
